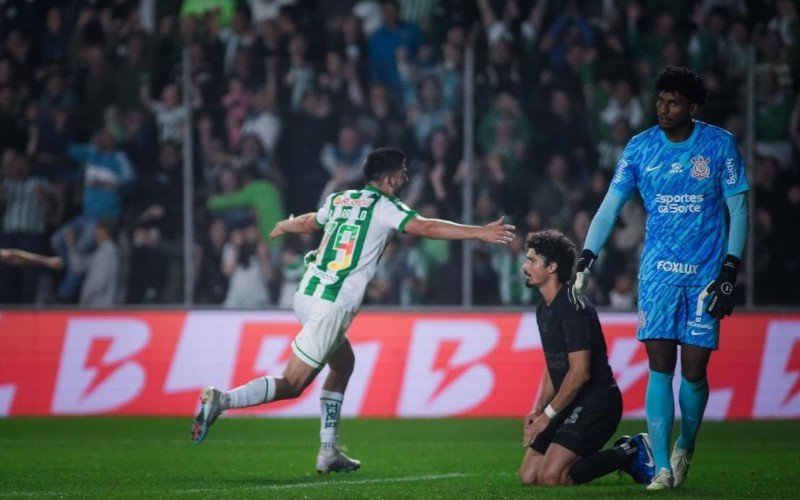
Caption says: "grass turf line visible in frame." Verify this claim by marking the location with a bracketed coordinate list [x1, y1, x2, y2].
[0, 418, 798, 498]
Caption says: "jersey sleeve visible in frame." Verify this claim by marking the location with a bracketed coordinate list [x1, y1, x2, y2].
[315, 193, 335, 227]
[608, 141, 638, 201]
[720, 134, 749, 198]
[375, 196, 418, 232]
[561, 309, 593, 353]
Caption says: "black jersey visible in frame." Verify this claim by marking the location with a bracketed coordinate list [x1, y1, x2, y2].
[535, 286, 615, 394]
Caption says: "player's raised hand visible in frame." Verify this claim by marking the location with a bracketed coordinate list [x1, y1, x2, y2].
[567, 249, 596, 310]
[480, 217, 516, 245]
[701, 254, 739, 319]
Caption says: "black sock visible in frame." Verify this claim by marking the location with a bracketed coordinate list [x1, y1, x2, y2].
[569, 440, 638, 485]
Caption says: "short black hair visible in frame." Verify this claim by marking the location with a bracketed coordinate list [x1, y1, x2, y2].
[363, 147, 406, 183]
[525, 230, 577, 284]
[653, 66, 708, 107]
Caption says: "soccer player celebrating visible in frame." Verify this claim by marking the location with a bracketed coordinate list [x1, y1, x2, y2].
[191, 147, 516, 474]
[519, 230, 654, 487]
[568, 67, 749, 489]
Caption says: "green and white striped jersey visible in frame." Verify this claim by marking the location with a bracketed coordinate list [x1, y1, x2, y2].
[298, 185, 417, 310]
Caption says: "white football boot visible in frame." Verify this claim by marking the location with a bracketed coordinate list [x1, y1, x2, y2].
[191, 387, 224, 444]
[316, 446, 361, 475]
[646, 467, 675, 490]
[670, 444, 694, 487]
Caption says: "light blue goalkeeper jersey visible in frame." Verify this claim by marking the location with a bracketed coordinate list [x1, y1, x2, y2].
[609, 121, 748, 286]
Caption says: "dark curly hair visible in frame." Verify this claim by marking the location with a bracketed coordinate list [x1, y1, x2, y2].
[525, 230, 577, 284]
[363, 147, 406, 183]
[653, 66, 708, 107]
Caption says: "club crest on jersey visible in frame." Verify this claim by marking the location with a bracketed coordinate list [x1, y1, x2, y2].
[690, 156, 710, 180]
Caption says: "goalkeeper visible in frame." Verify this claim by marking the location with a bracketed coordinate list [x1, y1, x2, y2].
[567, 67, 749, 490]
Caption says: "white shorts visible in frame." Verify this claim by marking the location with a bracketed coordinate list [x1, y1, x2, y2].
[292, 292, 355, 369]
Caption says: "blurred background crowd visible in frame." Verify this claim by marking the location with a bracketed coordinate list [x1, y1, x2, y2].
[0, 0, 798, 309]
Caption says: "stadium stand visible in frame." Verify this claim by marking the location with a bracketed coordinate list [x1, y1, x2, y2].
[0, 0, 798, 307]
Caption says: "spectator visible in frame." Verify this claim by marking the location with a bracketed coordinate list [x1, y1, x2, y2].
[50, 128, 134, 301]
[126, 142, 183, 304]
[317, 49, 365, 116]
[78, 219, 120, 307]
[318, 124, 371, 204]
[221, 76, 252, 148]
[140, 82, 197, 145]
[491, 232, 535, 306]
[405, 74, 455, 150]
[207, 165, 285, 251]
[222, 223, 272, 308]
[195, 217, 229, 305]
[599, 79, 645, 134]
[754, 67, 793, 169]
[0, 153, 54, 302]
[368, 0, 423, 105]
[275, 235, 305, 308]
[277, 90, 336, 215]
[222, 6, 256, 76]
[608, 272, 636, 309]
[73, 45, 115, 141]
[241, 85, 282, 163]
[282, 34, 315, 111]
[112, 32, 150, 113]
[354, 84, 407, 150]
[539, 0, 596, 71]
[538, 87, 594, 178]
[597, 118, 633, 173]
[22, 2, 80, 67]
[403, 128, 460, 215]
[529, 153, 576, 232]
[0, 84, 27, 153]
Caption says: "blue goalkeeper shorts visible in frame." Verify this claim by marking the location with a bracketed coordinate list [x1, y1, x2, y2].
[637, 280, 719, 350]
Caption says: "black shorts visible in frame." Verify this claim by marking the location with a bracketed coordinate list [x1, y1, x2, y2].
[531, 382, 623, 457]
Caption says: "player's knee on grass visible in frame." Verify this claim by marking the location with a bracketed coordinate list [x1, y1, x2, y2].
[519, 464, 538, 485]
[519, 449, 543, 485]
[537, 464, 570, 486]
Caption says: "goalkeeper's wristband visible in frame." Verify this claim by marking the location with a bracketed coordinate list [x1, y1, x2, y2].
[721, 254, 740, 277]
[576, 249, 597, 273]
[544, 404, 558, 419]
[718, 254, 739, 294]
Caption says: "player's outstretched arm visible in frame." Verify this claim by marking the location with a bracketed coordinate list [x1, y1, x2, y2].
[268, 213, 321, 238]
[0, 248, 63, 269]
[404, 216, 515, 244]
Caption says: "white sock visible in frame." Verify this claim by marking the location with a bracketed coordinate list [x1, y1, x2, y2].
[223, 376, 277, 409]
[320, 390, 344, 451]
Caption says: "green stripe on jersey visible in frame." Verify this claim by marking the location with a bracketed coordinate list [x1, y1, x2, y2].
[302, 190, 379, 301]
[320, 190, 378, 301]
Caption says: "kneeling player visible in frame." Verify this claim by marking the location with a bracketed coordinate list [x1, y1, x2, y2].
[519, 230, 654, 486]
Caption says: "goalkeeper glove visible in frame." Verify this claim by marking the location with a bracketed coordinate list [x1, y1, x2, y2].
[567, 249, 596, 310]
[701, 254, 740, 319]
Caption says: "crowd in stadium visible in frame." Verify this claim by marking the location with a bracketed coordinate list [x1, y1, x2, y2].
[0, 0, 798, 308]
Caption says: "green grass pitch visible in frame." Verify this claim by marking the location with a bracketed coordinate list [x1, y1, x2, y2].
[1, 418, 798, 498]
